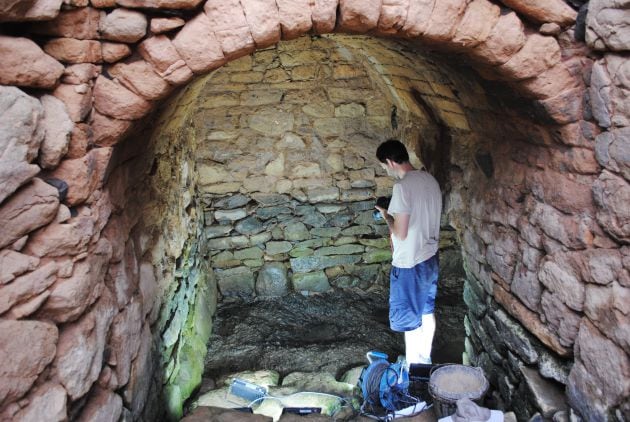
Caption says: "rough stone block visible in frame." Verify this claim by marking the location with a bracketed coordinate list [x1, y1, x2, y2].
[172, 12, 225, 74]
[44, 37, 102, 64]
[240, 0, 281, 48]
[312, 0, 338, 33]
[376, 0, 409, 35]
[109, 59, 172, 101]
[216, 266, 255, 297]
[469, 11, 525, 66]
[593, 170, 630, 243]
[501, 0, 576, 27]
[93, 75, 152, 120]
[498, 33, 562, 81]
[401, 0, 434, 37]
[0, 36, 64, 88]
[451, 0, 500, 49]
[30, 6, 101, 39]
[421, 0, 470, 44]
[0, 320, 58, 407]
[292, 270, 331, 292]
[586, 0, 630, 51]
[338, 0, 381, 33]
[256, 262, 289, 296]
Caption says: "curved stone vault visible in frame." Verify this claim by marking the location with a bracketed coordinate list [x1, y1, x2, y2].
[0, 0, 629, 421]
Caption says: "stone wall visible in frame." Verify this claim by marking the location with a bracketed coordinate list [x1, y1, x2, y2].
[0, 0, 629, 421]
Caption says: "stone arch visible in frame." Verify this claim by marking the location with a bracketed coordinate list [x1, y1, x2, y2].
[2, 0, 629, 421]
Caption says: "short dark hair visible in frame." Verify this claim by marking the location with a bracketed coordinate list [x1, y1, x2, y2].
[376, 139, 409, 164]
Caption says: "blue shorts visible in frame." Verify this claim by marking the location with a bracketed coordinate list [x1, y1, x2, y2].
[389, 254, 439, 332]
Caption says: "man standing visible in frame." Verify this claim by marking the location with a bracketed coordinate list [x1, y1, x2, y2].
[375, 139, 442, 365]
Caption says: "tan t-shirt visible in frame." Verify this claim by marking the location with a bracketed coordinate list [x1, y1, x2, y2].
[387, 170, 442, 268]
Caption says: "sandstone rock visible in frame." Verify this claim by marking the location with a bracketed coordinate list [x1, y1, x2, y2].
[535, 87, 584, 126]
[595, 128, 630, 180]
[44, 38, 102, 63]
[311, 0, 338, 33]
[77, 387, 122, 422]
[23, 214, 95, 257]
[540, 290, 581, 348]
[91, 110, 132, 147]
[117, 0, 203, 8]
[122, 323, 153, 418]
[470, 11, 525, 66]
[0, 178, 59, 249]
[62, 63, 100, 84]
[172, 12, 225, 73]
[53, 83, 93, 123]
[240, 0, 281, 48]
[139, 262, 158, 318]
[0, 0, 64, 22]
[93, 75, 152, 120]
[138, 35, 194, 85]
[451, 0, 500, 49]
[0, 249, 39, 284]
[517, 62, 579, 100]
[538, 258, 585, 312]
[0, 320, 58, 407]
[50, 147, 112, 206]
[498, 34, 561, 81]
[105, 239, 138, 308]
[150, 17, 184, 33]
[338, 0, 380, 33]
[594, 55, 630, 128]
[30, 6, 101, 39]
[204, 0, 255, 58]
[102, 42, 132, 63]
[584, 282, 630, 352]
[107, 300, 143, 387]
[38, 95, 73, 169]
[567, 320, 630, 420]
[493, 284, 571, 357]
[500, 0, 576, 27]
[401, 0, 436, 37]
[38, 238, 112, 322]
[528, 169, 594, 215]
[100, 8, 147, 43]
[593, 170, 630, 243]
[53, 286, 117, 399]
[586, 0, 630, 51]
[422, 0, 471, 44]
[0, 0, 37, 21]
[276, 0, 312, 39]
[0, 36, 64, 88]
[11, 382, 66, 422]
[376, 0, 409, 35]
[0, 261, 57, 315]
[0, 86, 44, 204]
[65, 124, 89, 159]
[109, 59, 172, 100]
[540, 22, 561, 36]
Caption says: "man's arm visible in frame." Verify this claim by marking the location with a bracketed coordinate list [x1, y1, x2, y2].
[375, 207, 410, 241]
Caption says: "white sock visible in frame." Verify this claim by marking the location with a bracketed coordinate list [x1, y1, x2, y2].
[405, 313, 436, 364]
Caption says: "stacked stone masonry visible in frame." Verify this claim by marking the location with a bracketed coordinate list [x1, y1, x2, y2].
[0, 0, 629, 421]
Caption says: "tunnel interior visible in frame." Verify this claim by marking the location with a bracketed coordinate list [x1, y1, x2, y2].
[103, 33, 577, 420]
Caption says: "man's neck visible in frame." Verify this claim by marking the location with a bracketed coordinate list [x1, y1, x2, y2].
[396, 162, 415, 179]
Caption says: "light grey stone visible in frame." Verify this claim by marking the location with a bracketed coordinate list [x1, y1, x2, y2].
[216, 266, 255, 297]
[265, 241, 292, 255]
[214, 208, 247, 222]
[249, 111, 293, 136]
[256, 263, 289, 297]
[290, 255, 361, 273]
[595, 128, 630, 180]
[586, 0, 630, 51]
[205, 225, 232, 239]
[284, 222, 310, 241]
[314, 244, 364, 256]
[213, 194, 249, 209]
[520, 366, 567, 418]
[292, 271, 331, 292]
[235, 216, 264, 235]
[493, 308, 539, 365]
